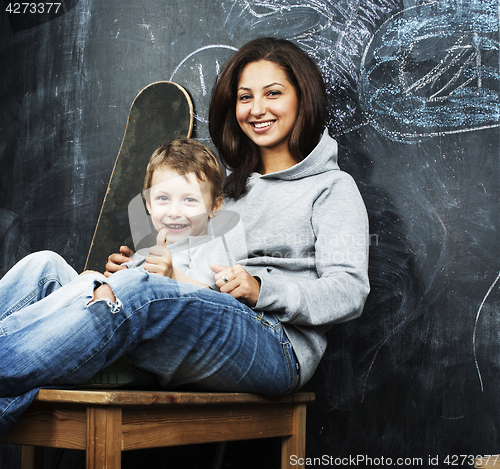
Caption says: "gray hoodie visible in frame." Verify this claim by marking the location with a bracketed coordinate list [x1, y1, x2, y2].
[223, 129, 370, 387]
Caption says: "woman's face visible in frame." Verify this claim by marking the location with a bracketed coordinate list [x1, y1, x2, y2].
[235, 60, 298, 158]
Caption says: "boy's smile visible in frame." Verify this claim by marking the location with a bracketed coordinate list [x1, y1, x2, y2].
[146, 168, 215, 244]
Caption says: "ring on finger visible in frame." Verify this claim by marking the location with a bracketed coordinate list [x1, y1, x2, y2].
[222, 274, 229, 283]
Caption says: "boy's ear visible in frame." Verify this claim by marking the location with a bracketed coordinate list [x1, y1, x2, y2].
[145, 200, 152, 214]
[209, 196, 223, 218]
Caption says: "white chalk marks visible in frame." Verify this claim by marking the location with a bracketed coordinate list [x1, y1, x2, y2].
[473, 270, 500, 392]
[170, 45, 238, 141]
[217, 0, 400, 131]
[361, 0, 500, 142]
[216, 0, 499, 141]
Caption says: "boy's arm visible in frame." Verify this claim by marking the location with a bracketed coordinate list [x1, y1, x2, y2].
[104, 246, 134, 277]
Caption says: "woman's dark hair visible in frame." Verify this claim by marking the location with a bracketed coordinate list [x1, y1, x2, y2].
[209, 37, 327, 200]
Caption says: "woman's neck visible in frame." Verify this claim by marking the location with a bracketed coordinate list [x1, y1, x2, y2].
[258, 147, 299, 175]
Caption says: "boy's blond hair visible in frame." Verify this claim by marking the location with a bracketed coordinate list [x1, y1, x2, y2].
[143, 138, 224, 204]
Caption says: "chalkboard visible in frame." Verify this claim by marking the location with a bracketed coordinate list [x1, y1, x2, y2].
[1, 0, 499, 467]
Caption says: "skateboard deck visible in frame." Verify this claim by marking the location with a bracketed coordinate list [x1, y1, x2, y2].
[85, 81, 193, 271]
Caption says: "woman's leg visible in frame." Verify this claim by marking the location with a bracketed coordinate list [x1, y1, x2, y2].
[0, 267, 297, 394]
[0, 268, 298, 433]
[0, 251, 78, 321]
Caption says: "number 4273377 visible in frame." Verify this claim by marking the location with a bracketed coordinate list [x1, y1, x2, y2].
[5, 3, 62, 14]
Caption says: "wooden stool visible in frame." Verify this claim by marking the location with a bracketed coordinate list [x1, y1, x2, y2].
[0, 389, 315, 469]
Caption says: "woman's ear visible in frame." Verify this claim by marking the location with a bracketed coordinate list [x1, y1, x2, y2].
[209, 196, 223, 218]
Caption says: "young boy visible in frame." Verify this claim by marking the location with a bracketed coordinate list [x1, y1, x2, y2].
[120, 138, 224, 289]
[83, 137, 226, 386]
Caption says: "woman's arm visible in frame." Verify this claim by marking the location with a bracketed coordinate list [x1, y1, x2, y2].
[246, 174, 370, 327]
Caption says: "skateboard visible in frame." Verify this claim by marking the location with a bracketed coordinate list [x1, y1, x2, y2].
[84, 81, 194, 271]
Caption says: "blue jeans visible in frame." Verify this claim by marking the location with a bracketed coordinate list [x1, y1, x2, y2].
[0, 251, 298, 436]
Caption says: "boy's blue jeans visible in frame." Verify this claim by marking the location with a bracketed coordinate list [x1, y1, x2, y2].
[0, 251, 299, 436]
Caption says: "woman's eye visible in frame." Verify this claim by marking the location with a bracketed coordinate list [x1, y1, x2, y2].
[238, 94, 252, 101]
[268, 90, 281, 97]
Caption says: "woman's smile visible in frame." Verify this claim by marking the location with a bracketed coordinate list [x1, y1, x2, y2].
[251, 120, 275, 131]
[236, 60, 298, 170]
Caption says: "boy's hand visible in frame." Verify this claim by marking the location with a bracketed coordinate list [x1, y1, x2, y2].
[104, 245, 134, 277]
[145, 245, 174, 277]
[144, 229, 174, 278]
[211, 264, 261, 307]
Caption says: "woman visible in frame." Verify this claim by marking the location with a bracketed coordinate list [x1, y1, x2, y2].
[0, 38, 369, 434]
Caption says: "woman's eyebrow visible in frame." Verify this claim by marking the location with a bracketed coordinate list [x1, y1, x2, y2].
[238, 82, 284, 91]
[263, 82, 284, 89]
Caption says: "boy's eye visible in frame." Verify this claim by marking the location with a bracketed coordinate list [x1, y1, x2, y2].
[185, 197, 199, 204]
[156, 195, 169, 202]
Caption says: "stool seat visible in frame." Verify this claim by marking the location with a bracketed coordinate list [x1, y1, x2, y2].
[0, 389, 315, 469]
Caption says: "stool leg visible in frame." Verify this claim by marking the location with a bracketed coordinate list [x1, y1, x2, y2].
[281, 403, 307, 469]
[21, 445, 44, 469]
[86, 406, 122, 469]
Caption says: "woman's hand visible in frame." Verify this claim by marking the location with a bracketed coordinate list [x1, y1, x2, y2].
[104, 245, 134, 277]
[211, 264, 261, 307]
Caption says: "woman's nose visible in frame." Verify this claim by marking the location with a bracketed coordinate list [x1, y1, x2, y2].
[251, 97, 265, 117]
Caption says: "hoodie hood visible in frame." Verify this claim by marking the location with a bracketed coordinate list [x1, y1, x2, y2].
[259, 129, 339, 181]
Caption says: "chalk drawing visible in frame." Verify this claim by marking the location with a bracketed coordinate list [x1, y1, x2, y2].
[360, 0, 500, 142]
[473, 270, 500, 392]
[170, 45, 238, 141]
[217, 0, 400, 130]
[217, 0, 499, 141]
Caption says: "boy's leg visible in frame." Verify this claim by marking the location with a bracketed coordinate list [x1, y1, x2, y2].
[0, 251, 78, 321]
[0, 268, 297, 399]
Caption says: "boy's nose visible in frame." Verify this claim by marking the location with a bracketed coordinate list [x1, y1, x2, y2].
[167, 202, 182, 218]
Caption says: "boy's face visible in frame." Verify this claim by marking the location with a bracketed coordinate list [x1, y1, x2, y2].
[146, 168, 219, 244]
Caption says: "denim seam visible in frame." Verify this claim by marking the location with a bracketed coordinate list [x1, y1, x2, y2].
[0, 395, 22, 418]
[281, 341, 296, 392]
[0, 275, 64, 321]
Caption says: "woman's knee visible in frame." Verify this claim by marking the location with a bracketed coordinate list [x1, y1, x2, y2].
[38, 251, 76, 277]
[92, 283, 116, 303]
[24, 251, 65, 269]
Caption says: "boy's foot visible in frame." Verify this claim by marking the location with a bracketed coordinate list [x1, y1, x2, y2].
[81, 356, 137, 388]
